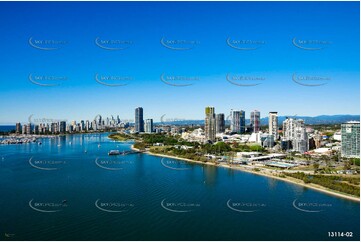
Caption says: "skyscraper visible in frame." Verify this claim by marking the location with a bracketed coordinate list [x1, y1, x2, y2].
[216, 113, 225, 133]
[33, 125, 39, 134]
[250, 110, 260, 133]
[283, 118, 308, 153]
[26, 123, 31, 134]
[293, 126, 308, 153]
[230, 110, 245, 134]
[59, 121, 67, 133]
[85, 120, 90, 131]
[269, 112, 278, 140]
[22, 124, 27, 134]
[145, 119, 154, 133]
[135, 107, 144, 133]
[16, 122, 21, 134]
[205, 107, 216, 142]
[341, 121, 360, 158]
[80, 120, 85, 131]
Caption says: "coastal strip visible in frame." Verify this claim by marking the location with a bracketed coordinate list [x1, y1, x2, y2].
[131, 145, 360, 202]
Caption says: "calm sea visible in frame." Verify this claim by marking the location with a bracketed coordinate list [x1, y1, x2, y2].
[0, 125, 15, 132]
[0, 133, 359, 240]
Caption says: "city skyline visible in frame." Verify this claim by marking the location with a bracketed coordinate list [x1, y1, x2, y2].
[0, 1, 359, 241]
[0, 1, 360, 124]
[3, 110, 360, 126]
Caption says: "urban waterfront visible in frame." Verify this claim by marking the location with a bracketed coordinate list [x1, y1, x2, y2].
[0, 133, 359, 241]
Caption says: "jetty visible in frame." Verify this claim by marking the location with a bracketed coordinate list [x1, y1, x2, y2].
[108, 150, 143, 156]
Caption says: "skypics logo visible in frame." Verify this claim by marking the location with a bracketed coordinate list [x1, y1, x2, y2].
[292, 38, 331, 50]
[28, 157, 67, 171]
[160, 158, 192, 171]
[160, 73, 199, 87]
[29, 199, 68, 213]
[226, 199, 266, 213]
[226, 38, 265, 50]
[28, 74, 67, 87]
[292, 73, 330, 87]
[28, 114, 67, 124]
[160, 114, 186, 125]
[226, 73, 265, 87]
[94, 73, 132, 87]
[161, 199, 200, 213]
[95, 37, 133, 50]
[160, 37, 199, 50]
[28, 37, 67, 50]
[95, 199, 134, 213]
[94, 157, 133, 171]
[292, 199, 332, 213]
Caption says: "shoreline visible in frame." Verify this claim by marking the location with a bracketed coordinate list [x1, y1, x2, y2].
[131, 145, 360, 202]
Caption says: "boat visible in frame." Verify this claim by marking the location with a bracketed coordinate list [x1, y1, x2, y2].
[108, 150, 120, 155]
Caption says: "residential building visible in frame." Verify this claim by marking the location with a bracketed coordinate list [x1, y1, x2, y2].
[268, 112, 278, 140]
[205, 106, 216, 142]
[216, 113, 225, 133]
[145, 119, 153, 133]
[230, 110, 245, 134]
[250, 110, 260, 133]
[135, 107, 144, 133]
[341, 121, 360, 158]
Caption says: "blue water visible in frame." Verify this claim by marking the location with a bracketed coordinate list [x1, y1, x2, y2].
[0, 133, 359, 240]
[0, 125, 15, 132]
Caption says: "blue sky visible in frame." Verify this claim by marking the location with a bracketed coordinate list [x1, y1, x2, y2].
[0, 1, 359, 124]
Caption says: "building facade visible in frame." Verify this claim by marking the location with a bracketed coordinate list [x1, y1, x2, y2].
[250, 110, 260, 133]
[282, 118, 308, 153]
[16, 122, 21, 134]
[230, 110, 245, 134]
[135, 107, 144, 133]
[59, 121, 67, 133]
[145, 119, 154, 133]
[268, 112, 278, 140]
[205, 106, 216, 142]
[341, 121, 360, 158]
[216, 113, 225, 133]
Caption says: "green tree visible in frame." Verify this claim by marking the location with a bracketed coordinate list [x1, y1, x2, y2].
[313, 163, 320, 173]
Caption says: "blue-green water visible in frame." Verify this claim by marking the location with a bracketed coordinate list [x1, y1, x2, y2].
[0, 133, 359, 241]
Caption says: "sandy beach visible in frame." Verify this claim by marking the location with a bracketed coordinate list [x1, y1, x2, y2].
[131, 145, 360, 202]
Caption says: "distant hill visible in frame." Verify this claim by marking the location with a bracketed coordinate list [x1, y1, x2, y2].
[155, 115, 360, 126]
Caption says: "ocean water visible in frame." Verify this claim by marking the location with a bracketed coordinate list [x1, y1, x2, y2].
[0, 125, 15, 132]
[0, 133, 359, 240]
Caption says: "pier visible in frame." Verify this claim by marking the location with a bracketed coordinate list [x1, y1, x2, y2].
[108, 150, 144, 156]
